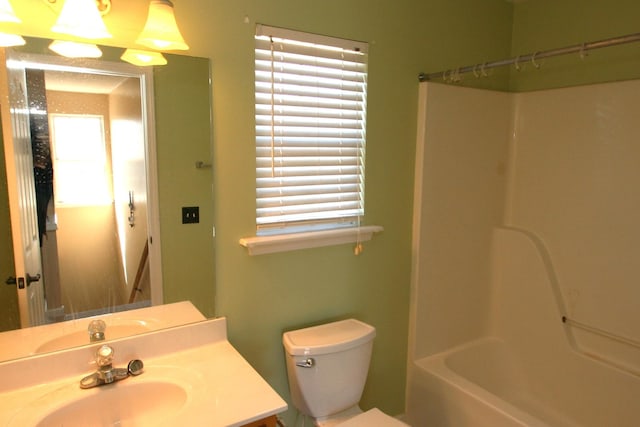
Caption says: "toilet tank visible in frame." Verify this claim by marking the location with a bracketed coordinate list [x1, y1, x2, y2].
[283, 319, 376, 418]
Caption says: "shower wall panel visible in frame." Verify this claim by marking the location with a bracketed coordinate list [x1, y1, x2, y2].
[411, 83, 511, 359]
[507, 80, 640, 371]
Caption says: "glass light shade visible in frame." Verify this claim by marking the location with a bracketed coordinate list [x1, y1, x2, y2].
[0, 32, 24, 46]
[121, 48, 167, 66]
[136, 0, 189, 51]
[49, 40, 103, 58]
[0, 1, 24, 48]
[51, 0, 112, 39]
[0, 0, 20, 23]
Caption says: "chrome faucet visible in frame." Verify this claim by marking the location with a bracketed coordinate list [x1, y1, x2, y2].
[88, 319, 107, 343]
[80, 345, 144, 389]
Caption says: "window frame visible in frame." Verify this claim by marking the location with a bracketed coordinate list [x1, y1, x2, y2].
[254, 24, 369, 236]
[49, 113, 112, 207]
[241, 25, 382, 255]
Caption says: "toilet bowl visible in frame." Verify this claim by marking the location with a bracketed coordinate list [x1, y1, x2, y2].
[282, 319, 409, 427]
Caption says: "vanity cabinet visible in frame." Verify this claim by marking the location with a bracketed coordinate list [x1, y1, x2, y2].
[241, 414, 278, 427]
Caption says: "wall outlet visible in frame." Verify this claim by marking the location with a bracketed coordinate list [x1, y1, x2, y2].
[182, 206, 199, 224]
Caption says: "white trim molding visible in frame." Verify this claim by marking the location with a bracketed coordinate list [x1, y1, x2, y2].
[239, 225, 383, 256]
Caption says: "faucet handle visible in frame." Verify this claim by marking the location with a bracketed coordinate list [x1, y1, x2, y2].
[88, 319, 107, 342]
[96, 344, 114, 368]
[80, 346, 144, 389]
[128, 359, 144, 376]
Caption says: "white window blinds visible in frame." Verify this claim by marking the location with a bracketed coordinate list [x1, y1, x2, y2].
[254, 25, 368, 234]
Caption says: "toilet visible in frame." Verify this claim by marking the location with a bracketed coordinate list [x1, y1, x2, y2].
[283, 319, 409, 427]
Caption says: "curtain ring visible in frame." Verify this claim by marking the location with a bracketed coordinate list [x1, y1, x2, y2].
[514, 55, 521, 71]
[481, 62, 489, 77]
[579, 43, 588, 60]
[472, 64, 480, 78]
[442, 69, 449, 83]
[531, 51, 541, 69]
[453, 67, 461, 83]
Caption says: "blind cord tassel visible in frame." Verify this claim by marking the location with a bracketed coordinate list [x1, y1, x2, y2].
[354, 242, 363, 255]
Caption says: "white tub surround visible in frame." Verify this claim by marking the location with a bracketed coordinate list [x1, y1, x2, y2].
[408, 228, 640, 426]
[407, 81, 640, 427]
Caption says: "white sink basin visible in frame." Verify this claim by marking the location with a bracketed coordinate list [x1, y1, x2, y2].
[28, 382, 186, 426]
[8, 365, 201, 427]
[41, 381, 187, 426]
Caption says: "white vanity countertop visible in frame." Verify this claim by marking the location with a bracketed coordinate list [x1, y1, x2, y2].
[0, 317, 287, 426]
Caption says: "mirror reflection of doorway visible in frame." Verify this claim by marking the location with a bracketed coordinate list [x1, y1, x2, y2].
[19, 59, 156, 322]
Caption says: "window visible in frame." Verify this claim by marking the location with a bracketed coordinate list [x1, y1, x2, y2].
[50, 114, 111, 205]
[254, 25, 368, 236]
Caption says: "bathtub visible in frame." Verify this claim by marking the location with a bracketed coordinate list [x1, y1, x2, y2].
[405, 225, 640, 427]
[406, 337, 567, 427]
[409, 83, 640, 426]
[406, 335, 640, 427]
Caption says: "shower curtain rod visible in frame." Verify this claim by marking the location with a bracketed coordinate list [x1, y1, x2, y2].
[418, 32, 640, 82]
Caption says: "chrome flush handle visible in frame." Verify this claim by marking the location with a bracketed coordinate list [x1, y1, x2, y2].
[296, 358, 315, 368]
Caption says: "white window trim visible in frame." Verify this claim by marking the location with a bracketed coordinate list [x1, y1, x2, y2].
[50, 113, 112, 206]
[254, 24, 368, 234]
[239, 225, 383, 256]
[241, 25, 383, 255]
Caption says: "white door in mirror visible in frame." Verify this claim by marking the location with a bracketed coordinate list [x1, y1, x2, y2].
[0, 49, 46, 328]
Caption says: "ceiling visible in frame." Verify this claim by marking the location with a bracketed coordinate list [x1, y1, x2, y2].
[44, 70, 128, 94]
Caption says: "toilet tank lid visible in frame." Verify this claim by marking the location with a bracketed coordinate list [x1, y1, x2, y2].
[283, 319, 376, 356]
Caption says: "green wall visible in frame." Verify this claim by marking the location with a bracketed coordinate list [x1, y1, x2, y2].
[153, 54, 216, 317]
[180, 0, 513, 421]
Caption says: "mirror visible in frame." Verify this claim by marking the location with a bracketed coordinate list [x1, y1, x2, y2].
[3, 47, 160, 326]
[0, 37, 213, 361]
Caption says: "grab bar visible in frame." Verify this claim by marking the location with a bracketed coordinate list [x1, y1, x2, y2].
[562, 316, 640, 350]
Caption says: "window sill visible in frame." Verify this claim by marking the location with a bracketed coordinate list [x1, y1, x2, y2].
[239, 225, 384, 256]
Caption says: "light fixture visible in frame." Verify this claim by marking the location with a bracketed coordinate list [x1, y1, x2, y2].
[0, 0, 20, 22]
[48, 40, 103, 58]
[136, 0, 189, 51]
[51, 0, 112, 40]
[0, 0, 25, 46]
[0, 32, 24, 46]
[121, 48, 167, 66]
